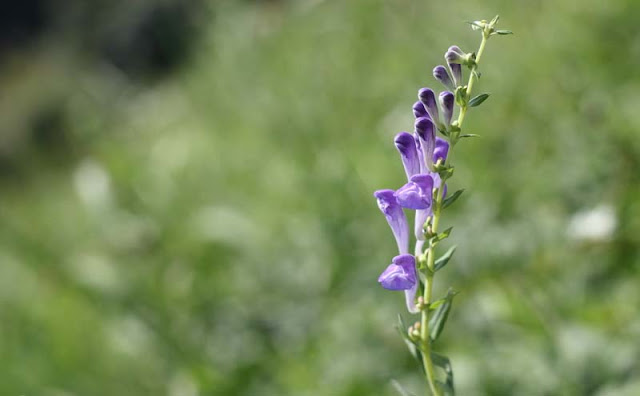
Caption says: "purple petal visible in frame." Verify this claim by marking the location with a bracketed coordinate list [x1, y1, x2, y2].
[433, 138, 450, 164]
[394, 174, 434, 210]
[415, 117, 435, 171]
[433, 65, 454, 91]
[374, 190, 409, 254]
[439, 91, 454, 127]
[394, 132, 420, 179]
[378, 254, 417, 291]
[414, 208, 432, 241]
[412, 101, 429, 119]
[418, 88, 440, 126]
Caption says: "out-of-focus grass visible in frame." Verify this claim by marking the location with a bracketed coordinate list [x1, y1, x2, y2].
[1, 0, 640, 395]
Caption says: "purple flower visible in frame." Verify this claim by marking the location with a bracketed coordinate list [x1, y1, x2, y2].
[439, 91, 454, 127]
[374, 189, 409, 254]
[412, 101, 428, 119]
[378, 254, 417, 291]
[415, 117, 435, 171]
[395, 174, 434, 210]
[433, 65, 454, 90]
[394, 132, 420, 179]
[418, 88, 440, 126]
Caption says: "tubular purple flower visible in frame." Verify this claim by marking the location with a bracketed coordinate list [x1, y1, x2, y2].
[378, 254, 417, 291]
[412, 101, 429, 119]
[448, 63, 462, 87]
[439, 91, 454, 127]
[434, 137, 450, 164]
[433, 65, 454, 90]
[414, 117, 435, 171]
[394, 132, 420, 179]
[394, 174, 434, 210]
[418, 88, 440, 126]
[374, 189, 409, 254]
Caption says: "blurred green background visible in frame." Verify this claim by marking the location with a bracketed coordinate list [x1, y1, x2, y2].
[1, 0, 639, 395]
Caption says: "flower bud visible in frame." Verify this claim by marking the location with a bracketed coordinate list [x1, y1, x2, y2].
[433, 65, 455, 90]
[439, 91, 454, 127]
[445, 45, 466, 64]
[412, 100, 429, 119]
[418, 88, 440, 126]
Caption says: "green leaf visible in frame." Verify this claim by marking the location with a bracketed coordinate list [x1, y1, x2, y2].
[493, 29, 513, 35]
[395, 315, 424, 371]
[432, 353, 455, 395]
[434, 245, 457, 272]
[442, 189, 464, 210]
[490, 15, 500, 26]
[431, 226, 453, 243]
[468, 93, 490, 107]
[459, 134, 481, 138]
[428, 289, 457, 342]
[391, 379, 417, 396]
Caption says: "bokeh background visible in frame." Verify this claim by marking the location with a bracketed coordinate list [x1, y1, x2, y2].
[1, 0, 639, 395]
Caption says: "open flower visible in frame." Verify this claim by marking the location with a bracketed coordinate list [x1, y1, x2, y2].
[378, 254, 417, 290]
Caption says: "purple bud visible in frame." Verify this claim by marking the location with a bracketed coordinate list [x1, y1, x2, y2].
[439, 91, 454, 126]
[445, 45, 466, 64]
[378, 254, 417, 291]
[418, 88, 440, 126]
[374, 190, 409, 254]
[433, 65, 454, 90]
[433, 138, 450, 164]
[414, 117, 435, 171]
[394, 174, 434, 210]
[412, 101, 429, 119]
[394, 132, 420, 180]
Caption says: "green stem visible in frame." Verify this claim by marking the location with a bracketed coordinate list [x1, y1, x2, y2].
[420, 200, 443, 396]
[456, 33, 489, 129]
[418, 30, 491, 396]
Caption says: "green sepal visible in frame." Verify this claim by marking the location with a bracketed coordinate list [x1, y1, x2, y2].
[428, 288, 458, 342]
[468, 93, 490, 107]
[454, 86, 467, 107]
[391, 379, 417, 396]
[442, 189, 464, 209]
[434, 245, 457, 272]
[395, 315, 424, 371]
[432, 352, 455, 395]
[490, 15, 500, 26]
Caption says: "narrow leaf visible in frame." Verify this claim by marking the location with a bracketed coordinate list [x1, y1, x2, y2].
[442, 189, 464, 209]
[432, 353, 455, 395]
[433, 227, 453, 243]
[391, 379, 417, 396]
[468, 93, 490, 107]
[459, 134, 481, 138]
[494, 29, 513, 35]
[434, 245, 457, 272]
[428, 289, 457, 342]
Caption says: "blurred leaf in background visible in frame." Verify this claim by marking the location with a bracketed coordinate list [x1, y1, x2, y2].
[1, 0, 640, 395]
